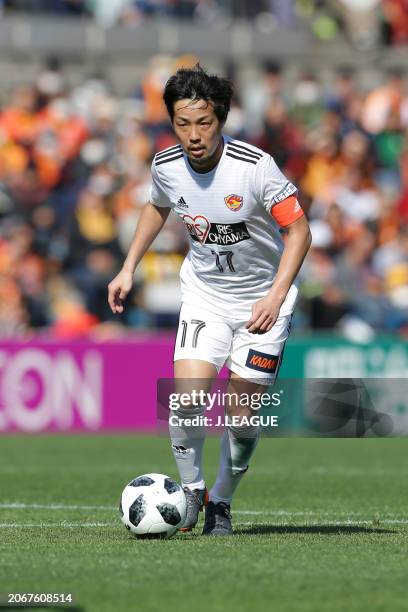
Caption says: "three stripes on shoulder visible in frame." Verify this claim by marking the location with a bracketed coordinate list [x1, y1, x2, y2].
[154, 145, 184, 166]
[154, 141, 263, 166]
[225, 142, 263, 165]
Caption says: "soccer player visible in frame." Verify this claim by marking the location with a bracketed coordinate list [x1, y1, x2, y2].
[108, 65, 311, 536]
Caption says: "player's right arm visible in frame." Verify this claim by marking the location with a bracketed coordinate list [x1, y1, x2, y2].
[108, 202, 171, 314]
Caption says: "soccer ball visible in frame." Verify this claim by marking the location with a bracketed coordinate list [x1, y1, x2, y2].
[119, 473, 187, 538]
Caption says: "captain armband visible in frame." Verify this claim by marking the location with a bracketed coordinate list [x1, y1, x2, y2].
[270, 195, 304, 227]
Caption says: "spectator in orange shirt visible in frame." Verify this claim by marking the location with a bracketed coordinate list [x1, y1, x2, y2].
[0, 85, 39, 146]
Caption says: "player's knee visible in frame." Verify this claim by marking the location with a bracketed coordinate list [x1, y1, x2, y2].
[170, 404, 206, 420]
[228, 423, 260, 440]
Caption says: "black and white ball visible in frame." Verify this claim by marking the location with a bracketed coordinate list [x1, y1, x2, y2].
[119, 473, 187, 538]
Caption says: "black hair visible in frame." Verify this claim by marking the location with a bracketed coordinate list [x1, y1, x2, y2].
[163, 64, 233, 124]
[263, 60, 282, 75]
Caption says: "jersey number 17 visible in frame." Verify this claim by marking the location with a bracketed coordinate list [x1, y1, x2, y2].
[210, 250, 235, 273]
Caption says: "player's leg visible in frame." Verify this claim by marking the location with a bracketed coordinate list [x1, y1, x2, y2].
[172, 359, 216, 531]
[171, 304, 232, 530]
[209, 374, 263, 501]
[203, 312, 293, 536]
[203, 374, 264, 536]
[172, 358, 216, 491]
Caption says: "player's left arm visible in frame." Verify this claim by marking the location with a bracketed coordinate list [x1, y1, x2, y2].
[246, 203, 311, 334]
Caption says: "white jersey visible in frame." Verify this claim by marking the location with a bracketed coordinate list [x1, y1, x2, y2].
[150, 135, 299, 319]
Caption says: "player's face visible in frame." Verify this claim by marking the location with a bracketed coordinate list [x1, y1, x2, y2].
[172, 99, 223, 170]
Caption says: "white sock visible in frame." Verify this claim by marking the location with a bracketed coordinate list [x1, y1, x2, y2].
[210, 424, 260, 505]
[169, 406, 206, 489]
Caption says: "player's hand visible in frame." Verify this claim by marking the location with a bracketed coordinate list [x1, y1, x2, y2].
[246, 294, 282, 334]
[108, 268, 134, 314]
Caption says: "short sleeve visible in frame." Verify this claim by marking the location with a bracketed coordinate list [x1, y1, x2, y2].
[149, 162, 172, 208]
[254, 154, 298, 215]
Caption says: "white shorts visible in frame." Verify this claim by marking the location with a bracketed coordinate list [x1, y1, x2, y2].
[173, 302, 293, 385]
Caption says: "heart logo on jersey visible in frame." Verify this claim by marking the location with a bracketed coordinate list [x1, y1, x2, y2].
[225, 194, 243, 211]
[182, 214, 210, 244]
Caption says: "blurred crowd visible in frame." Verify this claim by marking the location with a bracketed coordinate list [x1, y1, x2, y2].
[0, 0, 408, 46]
[0, 55, 408, 339]
[0, 0, 295, 27]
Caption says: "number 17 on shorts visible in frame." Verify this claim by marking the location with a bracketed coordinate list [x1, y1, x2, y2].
[173, 302, 293, 384]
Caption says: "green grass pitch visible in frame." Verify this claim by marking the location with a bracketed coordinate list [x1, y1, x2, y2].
[1, 435, 407, 612]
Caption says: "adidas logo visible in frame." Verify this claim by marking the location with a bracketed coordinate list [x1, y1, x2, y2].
[177, 196, 188, 209]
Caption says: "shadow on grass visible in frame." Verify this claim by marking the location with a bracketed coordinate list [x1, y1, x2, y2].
[235, 524, 395, 535]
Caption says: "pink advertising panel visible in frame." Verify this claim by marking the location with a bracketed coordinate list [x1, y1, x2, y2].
[0, 337, 176, 433]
